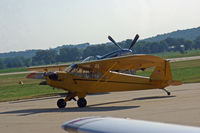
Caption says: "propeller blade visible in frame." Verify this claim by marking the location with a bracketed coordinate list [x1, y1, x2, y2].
[129, 34, 139, 50]
[108, 36, 122, 50]
[26, 72, 45, 79]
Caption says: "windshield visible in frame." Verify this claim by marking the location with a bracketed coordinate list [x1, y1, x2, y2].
[82, 56, 96, 63]
[64, 64, 78, 72]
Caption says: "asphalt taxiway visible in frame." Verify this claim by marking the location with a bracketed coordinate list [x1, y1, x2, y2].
[0, 83, 200, 133]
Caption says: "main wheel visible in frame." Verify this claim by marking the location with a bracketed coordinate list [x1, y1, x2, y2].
[77, 98, 87, 108]
[57, 99, 67, 108]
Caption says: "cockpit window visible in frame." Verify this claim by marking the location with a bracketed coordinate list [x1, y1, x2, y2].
[99, 49, 132, 59]
[64, 64, 78, 73]
[65, 64, 103, 79]
[82, 56, 96, 63]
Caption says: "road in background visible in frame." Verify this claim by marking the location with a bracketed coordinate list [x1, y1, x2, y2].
[168, 56, 200, 62]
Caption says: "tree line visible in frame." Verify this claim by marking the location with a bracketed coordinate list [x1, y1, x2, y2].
[0, 36, 200, 69]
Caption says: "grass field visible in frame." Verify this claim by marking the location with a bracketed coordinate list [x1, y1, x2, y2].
[0, 73, 64, 102]
[154, 49, 200, 59]
[0, 67, 27, 74]
[171, 59, 200, 83]
[0, 59, 200, 102]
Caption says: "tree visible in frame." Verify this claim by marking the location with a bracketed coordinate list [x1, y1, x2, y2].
[159, 40, 168, 52]
[0, 58, 5, 69]
[24, 58, 32, 67]
[184, 40, 193, 50]
[194, 36, 200, 49]
[57, 47, 81, 62]
[32, 49, 57, 65]
[82, 46, 99, 58]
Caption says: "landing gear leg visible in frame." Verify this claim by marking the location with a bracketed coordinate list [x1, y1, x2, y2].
[161, 88, 171, 95]
[57, 92, 76, 108]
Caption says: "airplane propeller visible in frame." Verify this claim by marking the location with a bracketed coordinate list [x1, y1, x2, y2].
[129, 34, 139, 50]
[108, 34, 139, 50]
[26, 71, 58, 80]
[26, 72, 46, 79]
[108, 36, 122, 50]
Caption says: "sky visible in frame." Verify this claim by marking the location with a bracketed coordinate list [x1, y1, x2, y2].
[0, 0, 200, 53]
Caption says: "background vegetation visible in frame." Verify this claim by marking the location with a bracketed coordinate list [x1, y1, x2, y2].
[0, 36, 200, 69]
[1, 26, 200, 69]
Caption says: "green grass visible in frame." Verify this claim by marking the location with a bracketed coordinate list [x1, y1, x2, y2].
[0, 84, 64, 102]
[0, 73, 65, 102]
[0, 67, 27, 74]
[170, 60, 200, 83]
[153, 49, 200, 59]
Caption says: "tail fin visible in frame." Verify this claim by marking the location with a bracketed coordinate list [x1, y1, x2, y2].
[150, 60, 182, 86]
[150, 60, 172, 81]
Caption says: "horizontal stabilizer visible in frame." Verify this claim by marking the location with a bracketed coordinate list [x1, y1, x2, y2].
[168, 80, 183, 86]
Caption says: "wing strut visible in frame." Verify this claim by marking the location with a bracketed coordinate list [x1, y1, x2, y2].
[95, 62, 118, 87]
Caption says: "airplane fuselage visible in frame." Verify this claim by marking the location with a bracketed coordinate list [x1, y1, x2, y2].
[46, 56, 173, 98]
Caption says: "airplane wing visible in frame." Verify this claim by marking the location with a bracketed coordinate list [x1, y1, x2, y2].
[27, 63, 70, 72]
[62, 116, 200, 133]
[77, 54, 165, 73]
[27, 55, 163, 72]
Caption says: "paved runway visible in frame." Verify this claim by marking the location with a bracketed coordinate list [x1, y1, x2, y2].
[0, 83, 200, 133]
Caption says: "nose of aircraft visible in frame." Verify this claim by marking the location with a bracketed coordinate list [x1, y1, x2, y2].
[48, 72, 58, 80]
[26, 71, 59, 80]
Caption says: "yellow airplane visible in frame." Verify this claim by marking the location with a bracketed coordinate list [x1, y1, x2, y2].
[27, 54, 182, 108]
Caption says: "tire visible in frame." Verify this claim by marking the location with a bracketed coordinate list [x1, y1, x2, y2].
[77, 98, 87, 108]
[57, 99, 67, 108]
[167, 92, 171, 96]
